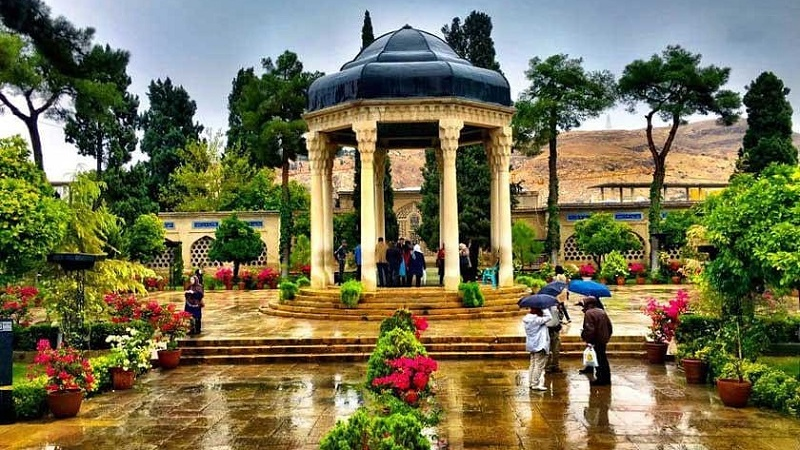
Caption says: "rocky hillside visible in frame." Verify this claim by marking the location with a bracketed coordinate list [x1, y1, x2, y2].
[290, 119, 800, 204]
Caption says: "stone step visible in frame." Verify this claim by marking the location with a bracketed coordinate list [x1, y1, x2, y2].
[263, 307, 524, 321]
[298, 286, 528, 299]
[269, 302, 524, 315]
[288, 298, 521, 309]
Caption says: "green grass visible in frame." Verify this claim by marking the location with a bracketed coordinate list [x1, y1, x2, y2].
[759, 356, 800, 377]
[13, 362, 27, 384]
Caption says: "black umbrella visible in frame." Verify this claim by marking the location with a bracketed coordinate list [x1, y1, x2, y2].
[538, 281, 567, 297]
[518, 294, 559, 309]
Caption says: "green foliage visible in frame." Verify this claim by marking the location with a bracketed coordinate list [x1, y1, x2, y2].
[759, 316, 800, 343]
[12, 323, 58, 351]
[361, 10, 375, 49]
[441, 11, 501, 71]
[333, 212, 359, 251]
[209, 214, 264, 281]
[512, 220, 544, 268]
[459, 282, 485, 308]
[660, 209, 700, 251]
[319, 403, 430, 450]
[295, 276, 310, 288]
[124, 213, 166, 263]
[340, 280, 363, 308]
[0, 136, 68, 282]
[171, 245, 184, 288]
[752, 369, 800, 413]
[515, 276, 547, 292]
[290, 234, 311, 270]
[102, 163, 159, 226]
[366, 328, 427, 388]
[379, 309, 416, 338]
[599, 250, 629, 280]
[279, 281, 298, 301]
[12, 376, 48, 420]
[574, 213, 641, 267]
[88, 354, 115, 394]
[675, 314, 721, 362]
[737, 72, 797, 174]
[701, 165, 800, 315]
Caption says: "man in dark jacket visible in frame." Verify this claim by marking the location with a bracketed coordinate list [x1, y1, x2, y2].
[385, 241, 401, 287]
[580, 296, 613, 386]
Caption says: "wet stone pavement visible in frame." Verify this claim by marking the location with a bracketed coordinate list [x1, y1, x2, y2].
[3, 359, 800, 449]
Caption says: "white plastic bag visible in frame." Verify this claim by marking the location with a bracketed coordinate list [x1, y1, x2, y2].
[582, 345, 599, 368]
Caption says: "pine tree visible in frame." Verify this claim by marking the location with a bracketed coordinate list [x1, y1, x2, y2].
[361, 10, 374, 50]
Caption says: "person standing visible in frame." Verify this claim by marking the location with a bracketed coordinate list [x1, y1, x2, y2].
[458, 243, 471, 282]
[580, 297, 613, 386]
[545, 303, 563, 373]
[334, 240, 348, 285]
[436, 244, 445, 287]
[554, 265, 571, 323]
[408, 244, 426, 287]
[354, 243, 362, 281]
[375, 237, 389, 287]
[402, 241, 413, 287]
[386, 241, 401, 287]
[184, 276, 205, 335]
[523, 307, 551, 391]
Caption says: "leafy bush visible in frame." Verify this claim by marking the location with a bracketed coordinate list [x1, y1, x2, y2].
[279, 281, 298, 301]
[12, 323, 58, 351]
[86, 320, 154, 350]
[257, 267, 280, 289]
[88, 354, 116, 394]
[366, 328, 426, 389]
[599, 250, 628, 280]
[319, 404, 430, 450]
[340, 280, 363, 308]
[459, 282, 484, 308]
[759, 315, 800, 343]
[515, 275, 547, 292]
[379, 309, 416, 338]
[294, 276, 310, 288]
[12, 376, 47, 420]
[752, 368, 800, 413]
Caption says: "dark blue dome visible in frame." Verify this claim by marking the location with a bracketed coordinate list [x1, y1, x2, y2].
[307, 25, 512, 111]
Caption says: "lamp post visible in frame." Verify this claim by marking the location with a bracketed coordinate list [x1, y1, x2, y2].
[47, 253, 105, 347]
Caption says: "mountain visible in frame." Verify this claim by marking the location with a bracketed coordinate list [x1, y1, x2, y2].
[290, 119, 800, 204]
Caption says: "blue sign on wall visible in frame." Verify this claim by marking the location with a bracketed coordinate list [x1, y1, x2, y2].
[163, 222, 175, 229]
[192, 221, 219, 229]
[614, 212, 643, 221]
[246, 221, 264, 228]
[567, 213, 591, 222]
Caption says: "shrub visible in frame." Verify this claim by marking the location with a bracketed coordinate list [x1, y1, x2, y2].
[13, 323, 58, 351]
[371, 355, 438, 405]
[12, 376, 47, 420]
[295, 276, 310, 288]
[279, 281, 298, 301]
[30, 340, 95, 393]
[257, 267, 280, 289]
[628, 262, 646, 277]
[515, 275, 548, 291]
[600, 250, 629, 280]
[752, 368, 800, 413]
[459, 282, 484, 308]
[319, 404, 430, 450]
[642, 289, 690, 343]
[366, 328, 426, 389]
[379, 309, 428, 339]
[340, 280, 363, 308]
[106, 327, 155, 374]
[759, 315, 800, 343]
[88, 354, 116, 394]
[214, 267, 234, 285]
[578, 263, 596, 278]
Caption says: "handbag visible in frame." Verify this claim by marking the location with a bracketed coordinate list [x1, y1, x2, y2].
[582, 345, 599, 368]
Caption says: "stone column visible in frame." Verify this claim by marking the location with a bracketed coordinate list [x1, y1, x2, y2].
[304, 130, 327, 289]
[323, 143, 337, 285]
[375, 149, 386, 240]
[435, 149, 443, 248]
[491, 126, 514, 287]
[353, 121, 378, 291]
[439, 118, 463, 291]
[486, 144, 499, 256]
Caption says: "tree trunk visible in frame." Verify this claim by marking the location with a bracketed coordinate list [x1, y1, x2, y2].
[649, 155, 666, 275]
[233, 261, 240, 283]
[26, 118, 45, 171]
[280, 159, 291, 279]
[546, 121, 560, 265]
[96, 130, 104, 175]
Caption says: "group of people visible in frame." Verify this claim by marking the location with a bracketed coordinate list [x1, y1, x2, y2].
[523, 265, 613, 391]
[335, 237, 427, 287]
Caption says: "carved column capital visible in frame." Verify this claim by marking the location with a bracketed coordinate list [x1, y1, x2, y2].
[438, 118, 463, 153]
[353, 120, 377, 150]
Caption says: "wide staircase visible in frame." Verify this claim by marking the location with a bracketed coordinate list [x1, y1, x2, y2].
[179, 335, 646, 365]
[262, 285, 531, 321]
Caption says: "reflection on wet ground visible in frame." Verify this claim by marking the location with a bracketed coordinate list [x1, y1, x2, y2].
[3, 359, 800, 449]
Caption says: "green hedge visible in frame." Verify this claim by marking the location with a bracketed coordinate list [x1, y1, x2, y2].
[13, 320, 155, 351]
[458, 282, 485, 308]
[12, 377, 48, 420]
[12, 324, 59, 351]
[340, 280, 363, 308]
[279, 281, 299, 301]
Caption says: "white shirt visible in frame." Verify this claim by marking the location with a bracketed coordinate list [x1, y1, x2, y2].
[523, 310, 551, 353]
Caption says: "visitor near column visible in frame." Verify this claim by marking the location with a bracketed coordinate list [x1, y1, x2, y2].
[354, 243, 362, 281]
[580, 297, 613, 386]
[408, 244, 426, 287]
[436, 244, 445, 287]
[375, 237, 388, 287]
[334, 240, 348, 285]
[523, 307, 551, 391]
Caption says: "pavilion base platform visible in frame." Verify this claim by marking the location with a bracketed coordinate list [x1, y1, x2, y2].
[261, 285, 530, 321]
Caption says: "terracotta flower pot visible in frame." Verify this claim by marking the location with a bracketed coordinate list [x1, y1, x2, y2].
[636, 277, 646, 285]
[224, 283, 233, 290]
[47, 389, 83, 418]
[256, 281, 264, 289]
[717, 378, 752, 408]
[645, 341, 668, 364]
[111, 368, 135, 390]
[157, 349, 182, 370]
[238, 281, 246, 291]
[682, 359, 707, 384]
[599, 278, 608, 285]
[671, 276, 682, 284]
[616, 276, 626, 286]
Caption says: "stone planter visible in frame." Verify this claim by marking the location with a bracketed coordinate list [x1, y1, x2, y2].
[717, 378, 752, 408]
[47, 389, 83, 418]
[645, 342, 668, 364]
[111, 368, 135, 390]
[157, 349, 182, 370]
[682, 359, 707, 384]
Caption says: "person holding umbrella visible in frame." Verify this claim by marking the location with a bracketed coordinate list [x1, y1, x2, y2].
[580, 297, 613, 386]
[523, 306, 552, 391]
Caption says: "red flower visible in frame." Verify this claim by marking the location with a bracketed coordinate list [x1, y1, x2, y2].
[29, 340, 94, 393]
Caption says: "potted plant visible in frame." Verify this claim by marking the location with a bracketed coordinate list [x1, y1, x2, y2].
[716, 321, 752, 408]
[539, 262, 555, 282]
[600, 250, 628, 286]
[578, 263, 596, 281]
[257, 267, 280, 289]
[628, 262, 647, 284]
[676, 343, 711, 384]
[154, 305, 193, 369]
[105, 327, 155, 390]
[30, 339, 95, 418]
[215, 267, 234, 290]
[668, 261, 684, 284]
[642, 290, 689, 364]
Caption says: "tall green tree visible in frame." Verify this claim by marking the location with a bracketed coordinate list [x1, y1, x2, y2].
[512, 220, 545, 269]
[124, 213, 166, 263]
[736, 72, 797, 175]
[233, 51, 322, 277]
[140, 77, 203, 210]
[361, 10, 374, 49]
[573, 213, 642, 269]
[103, 163, 159, 226]
[618, 45, 740, 274]
[383, 156, 399, 241]
[514, 54, 616, 263]
[64, 44, 138, 175]
[225, 67, 256, 156]
[441, 11, 500, 71]
[209, 214, 264, 282]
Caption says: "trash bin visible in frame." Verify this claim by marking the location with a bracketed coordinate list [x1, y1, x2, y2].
[0, 318, 15, 424]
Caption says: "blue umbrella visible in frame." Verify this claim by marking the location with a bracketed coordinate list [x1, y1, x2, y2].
[518, 294, 559, 309]
[538, 281, 567, 297]
[568, 280, 612, 298]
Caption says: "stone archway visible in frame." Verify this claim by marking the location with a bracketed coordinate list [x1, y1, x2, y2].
[396, 202, 424, 248]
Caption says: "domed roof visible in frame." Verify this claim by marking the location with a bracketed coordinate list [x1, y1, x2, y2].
[307, 25, 512, 112]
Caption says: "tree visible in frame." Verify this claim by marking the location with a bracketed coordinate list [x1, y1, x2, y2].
[618, 45, 741, 274]
[512, 220, 544, 269]
[64, 44, 138, 175]
[736, 72, 797, 174]
[225, 67, 257, 157]
[361, 10, 374, 49]
[441, 11, 500, 71]
[383, 156, 399, 241]
[660, 209, 701, 251]
[233, 51, 322, 277]
[573, 213, 642, 269]
[124, 213, 166, 263]
[209, 214, 264, 282]
[103, 163, 159, 226]
[140, 78, 203, 211]
[702, 165, 800, 316]
[514, 54, 616, 263]
[0, 135, 68, 282]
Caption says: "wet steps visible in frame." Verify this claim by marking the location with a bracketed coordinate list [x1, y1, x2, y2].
[178, 335, 647, 364]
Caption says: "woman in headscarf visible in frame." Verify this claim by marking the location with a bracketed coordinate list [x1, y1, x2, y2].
[458, 243, 471, 282]
[184, 276, 205, 335]
[408, 243, 427, 287]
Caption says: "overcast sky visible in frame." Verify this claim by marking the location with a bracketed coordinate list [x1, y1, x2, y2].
[2, 0, 799, 180]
